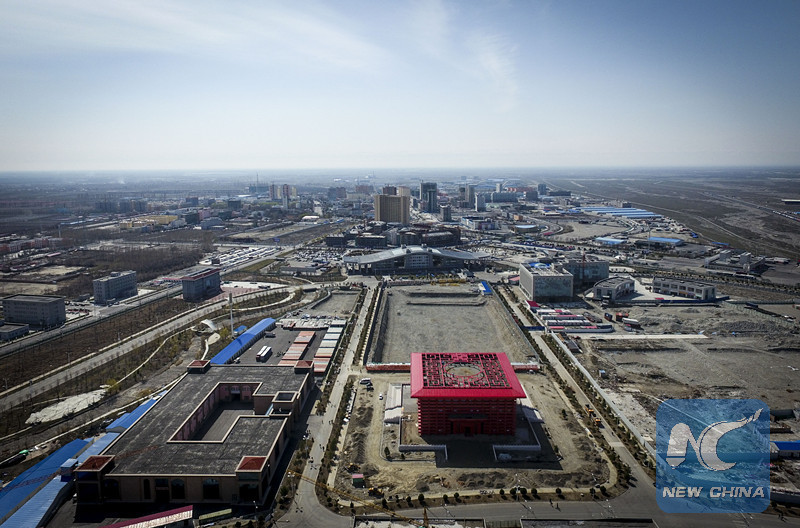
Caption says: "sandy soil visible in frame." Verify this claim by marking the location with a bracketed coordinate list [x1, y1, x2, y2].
[335, 368, 611, 501]
[575, 302, 800, 441]
[371, 284, 536, 364]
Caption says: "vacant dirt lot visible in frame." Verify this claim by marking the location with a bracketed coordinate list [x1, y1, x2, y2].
[335, 369, 611, 502]
[369, 284, 537, 364]
[575, 302, 800, 440]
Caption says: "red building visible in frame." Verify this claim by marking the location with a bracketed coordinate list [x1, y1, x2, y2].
[411, 352, 525, 436]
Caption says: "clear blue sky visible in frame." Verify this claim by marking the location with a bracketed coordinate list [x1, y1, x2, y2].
[2, 0, 799, 171]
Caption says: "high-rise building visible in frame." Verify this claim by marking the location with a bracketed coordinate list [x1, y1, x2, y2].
[475, 194, 486, 212]
[537, 183, 548, 196]
[397, 186, 411, 197]
[439, 205, 452, 222]
[382, 186, 397, 196]
[374, 194, 410, 224]
[420, 182, 438, 213]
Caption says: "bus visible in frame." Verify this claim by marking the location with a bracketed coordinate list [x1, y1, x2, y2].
[256, 346, 273, 362]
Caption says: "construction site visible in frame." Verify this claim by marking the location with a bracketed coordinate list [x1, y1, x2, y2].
[331, 283, 615, 504]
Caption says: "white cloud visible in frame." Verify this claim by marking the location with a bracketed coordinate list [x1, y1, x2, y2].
[466, 30, 519, 111]
[408, 0, 452, 59]
[0, 0, 389, 70]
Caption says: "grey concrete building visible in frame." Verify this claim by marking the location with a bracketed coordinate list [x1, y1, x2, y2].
[592, 276, 635, 302]
[518, 263, 573, 302]
[1, 294, 66, 328]
[652, 277, 716, 300]
[93, 270, 138, 305]
[181, 268, 222, 302]
[76, 361, 313, 505]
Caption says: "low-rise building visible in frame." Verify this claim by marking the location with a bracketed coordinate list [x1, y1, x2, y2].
[1, 294, 66, 328]
[0, 323, 29, 341]
[562, 259, 609, 290]
[76, 361, 313, 505]
[93, 270, 137, 305]
[518, 263, 573, 302]
[652, 277, 716, 300]
[181, 268, 221, 302]
[344, 245, 487, 275]
[592, 276, 635, 302]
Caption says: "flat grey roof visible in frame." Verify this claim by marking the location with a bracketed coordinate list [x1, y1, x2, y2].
[344, 245, 488, 265]
[595, 276, 634, 287]
[2, 294, 64, 303]
[104, 365, 305, 475]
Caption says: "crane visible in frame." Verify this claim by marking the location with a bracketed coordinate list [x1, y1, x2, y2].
[285, 470, 428, 527]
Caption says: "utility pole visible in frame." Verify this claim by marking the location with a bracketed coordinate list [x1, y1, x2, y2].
[229, 292, 234, 335]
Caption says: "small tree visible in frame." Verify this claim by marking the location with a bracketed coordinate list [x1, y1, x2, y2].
[443, 494, 449, 504]
[499, 488, 505, 497]
[555, 487, 562, 497]
[418, 493, 425, 504]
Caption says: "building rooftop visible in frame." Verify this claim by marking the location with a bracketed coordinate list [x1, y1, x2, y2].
[343, 245, 487, 265]
[594, 276, 634, 287]
[410, 352, 525, 399]
[181, 267, 221, 280]
[102, 365, 305, 475]
[1, 294, 64, 303]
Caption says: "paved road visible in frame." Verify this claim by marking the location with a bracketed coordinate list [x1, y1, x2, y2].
[278, 286, 377, 528]
[0, 286, 294, 413]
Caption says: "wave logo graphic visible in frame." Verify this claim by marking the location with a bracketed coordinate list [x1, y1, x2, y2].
[656, 399, 770, 514]
[666, 408, 761, 471]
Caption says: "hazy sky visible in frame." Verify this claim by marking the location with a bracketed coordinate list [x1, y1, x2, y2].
[2, 0, 799, 171]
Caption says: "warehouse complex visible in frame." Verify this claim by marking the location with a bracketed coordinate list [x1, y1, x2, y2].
[411, 352, 525, 436]
[75, 361, 313, 505]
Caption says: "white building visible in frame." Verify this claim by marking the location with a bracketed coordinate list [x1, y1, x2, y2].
[652, 277, 716, 300]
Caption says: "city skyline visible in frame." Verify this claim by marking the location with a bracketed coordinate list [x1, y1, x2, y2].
[2, 0, 800, 171]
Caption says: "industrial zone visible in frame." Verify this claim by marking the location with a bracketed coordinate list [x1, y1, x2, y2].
[0, 171, 799, 528]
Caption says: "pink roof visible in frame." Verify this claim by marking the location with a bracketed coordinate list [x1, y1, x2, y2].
[410, 352, 526, 399]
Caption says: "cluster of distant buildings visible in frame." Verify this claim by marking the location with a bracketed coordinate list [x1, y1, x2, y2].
[0, 266, 225, 342]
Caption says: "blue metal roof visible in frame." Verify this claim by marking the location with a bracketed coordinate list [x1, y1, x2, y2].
[595, 237, 625, 245]
[105, 398, 158, 432]
[648, 237, 682, 244]
[0, 434, 120, 528]
[774, 441, 800, 451]
[211, 318, 276, 365]
[234, 325, 247, 334]
[79, 433, 120, 460]
[0, 439, 88, 522]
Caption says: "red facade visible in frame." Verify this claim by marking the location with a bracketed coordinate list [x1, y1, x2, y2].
[411, 352, 525, 436]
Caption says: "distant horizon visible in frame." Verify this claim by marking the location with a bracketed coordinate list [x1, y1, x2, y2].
[3, 163, 800, 176]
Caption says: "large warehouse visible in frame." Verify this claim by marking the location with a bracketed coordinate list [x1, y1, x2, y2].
[411, 352, 525, 436]
[75, 361, 313, 506]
